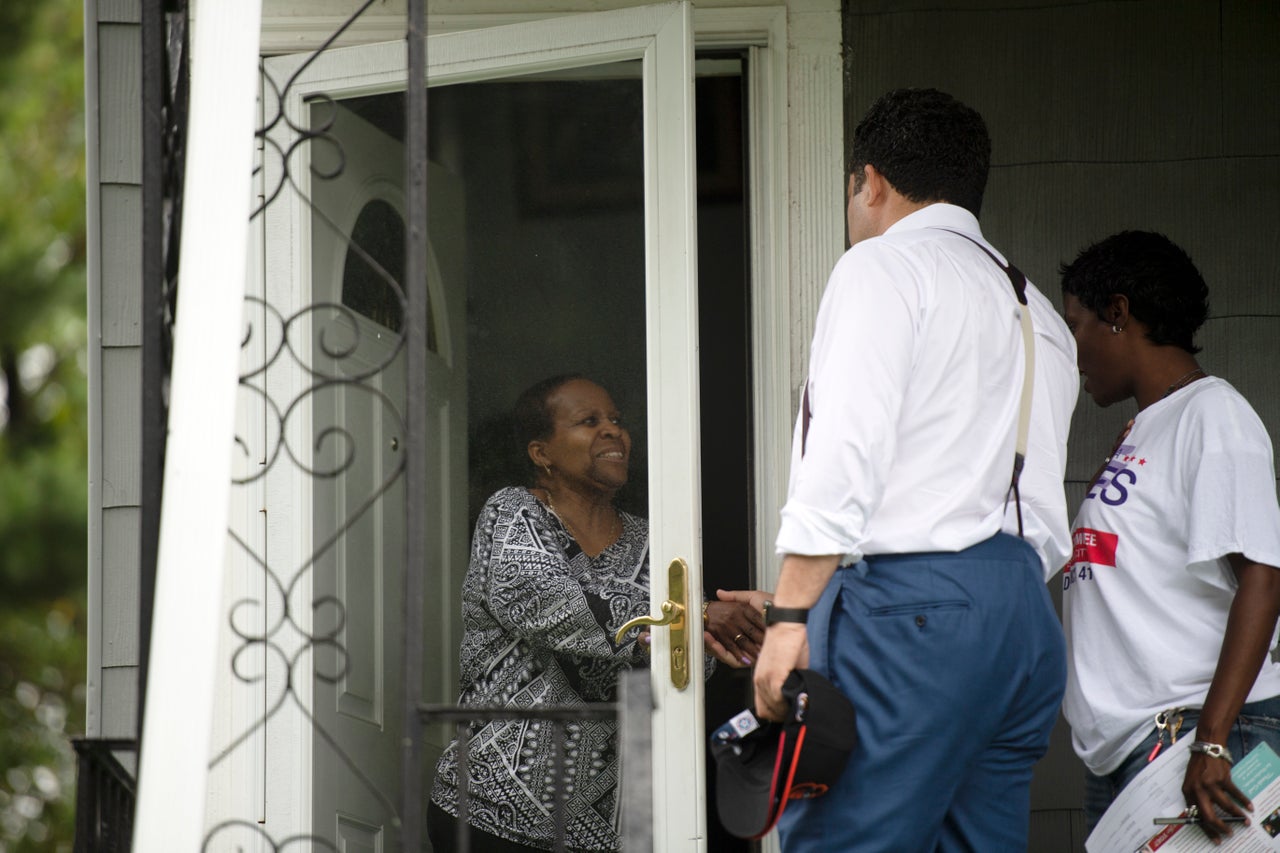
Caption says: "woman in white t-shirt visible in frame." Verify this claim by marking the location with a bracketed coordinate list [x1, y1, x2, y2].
[1059, 230, 1280, 840]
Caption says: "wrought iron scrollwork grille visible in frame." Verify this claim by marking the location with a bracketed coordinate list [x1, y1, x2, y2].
[132, 4, 654, 851]
[198, 2, 427, 850]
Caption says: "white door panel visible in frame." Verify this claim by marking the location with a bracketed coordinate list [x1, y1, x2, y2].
[304, 102, 467, 843]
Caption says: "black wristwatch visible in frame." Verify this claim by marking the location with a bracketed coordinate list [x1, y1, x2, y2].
[763, 600, 809, 626]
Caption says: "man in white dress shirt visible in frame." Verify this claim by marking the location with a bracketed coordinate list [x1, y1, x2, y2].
[751, 89, 1078, 851]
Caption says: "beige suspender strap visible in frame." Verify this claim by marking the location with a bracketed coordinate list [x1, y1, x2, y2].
[1014, 293, 1036, 472]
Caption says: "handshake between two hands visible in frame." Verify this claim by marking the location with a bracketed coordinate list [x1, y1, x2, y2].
[702, 588, 772, 668]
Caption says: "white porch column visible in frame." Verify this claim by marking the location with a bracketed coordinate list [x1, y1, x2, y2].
[132, 2, 262, 850]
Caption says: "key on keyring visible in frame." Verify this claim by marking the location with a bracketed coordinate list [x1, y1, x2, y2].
[1168, 712, 1184, 745]
[1148, 712, 1169, 762]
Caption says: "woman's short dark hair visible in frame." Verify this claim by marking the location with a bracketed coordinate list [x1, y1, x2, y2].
[1059, 231, 1210, 354]
[513, 373, 588, 447]
[851, 88, 991, 217]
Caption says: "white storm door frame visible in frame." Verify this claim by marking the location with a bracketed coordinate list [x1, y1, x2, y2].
[432, 7, 708, 849]
[264, 2, 707, 850]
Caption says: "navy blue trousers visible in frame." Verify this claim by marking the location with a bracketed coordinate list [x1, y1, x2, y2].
[776, 533, 1066, 852]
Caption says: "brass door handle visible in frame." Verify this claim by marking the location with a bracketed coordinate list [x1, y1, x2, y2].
[614, 558, 691, 689]
[615, 600, 683, 641]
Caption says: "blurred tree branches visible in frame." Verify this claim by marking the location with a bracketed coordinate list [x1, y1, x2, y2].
[0, 0, 88, 849]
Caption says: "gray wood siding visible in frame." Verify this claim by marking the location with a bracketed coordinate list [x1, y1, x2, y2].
[88, 0, 143, 740]
[99, 0, 141, 24]
[985, 160, 1280, 318]
[100, 347, 141, 508]
[99, 666, 139, 739]
[97, 26, 142, 185]
[101, 506, 140, 668]
[100, 184, 142, 346]
[844, 1, 1280, 849]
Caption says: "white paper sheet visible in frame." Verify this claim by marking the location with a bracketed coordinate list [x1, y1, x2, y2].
[1087, 731, 1280, 853]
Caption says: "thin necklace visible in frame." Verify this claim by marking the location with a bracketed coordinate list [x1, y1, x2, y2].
[1163, 367, 1206, 399]
[545, 490, 621, 546]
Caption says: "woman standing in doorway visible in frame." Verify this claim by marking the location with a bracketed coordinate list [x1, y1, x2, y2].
[427, 374, 761, 852]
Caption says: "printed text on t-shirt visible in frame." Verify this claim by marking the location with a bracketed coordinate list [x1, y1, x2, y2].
[1086, 443, 1146, 506]
[1062, 527, 1119, 590]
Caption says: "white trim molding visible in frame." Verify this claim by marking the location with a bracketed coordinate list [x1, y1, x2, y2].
[83, 0, 104, 740]
[133, 2, 264, 849]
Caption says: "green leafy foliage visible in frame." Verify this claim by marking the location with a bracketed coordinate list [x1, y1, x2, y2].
[0, 0, 88, 850]
[0, 605, 82, 851]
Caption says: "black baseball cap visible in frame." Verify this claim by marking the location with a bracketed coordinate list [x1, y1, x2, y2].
[710, 669, 857, 839]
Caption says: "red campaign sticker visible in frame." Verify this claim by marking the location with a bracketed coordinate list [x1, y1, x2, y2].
[1070, 528, 1118, 567]
[1146, 821, 1180, 849]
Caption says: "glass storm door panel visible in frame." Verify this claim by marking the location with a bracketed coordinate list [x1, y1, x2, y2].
[262, 3, 706, 850]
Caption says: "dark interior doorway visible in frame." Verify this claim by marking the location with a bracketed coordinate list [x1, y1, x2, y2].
[694, 52, 755, 853]
[396, 47, 757, 850]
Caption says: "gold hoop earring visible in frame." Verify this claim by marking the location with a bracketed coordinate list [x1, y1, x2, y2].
[541, 463, 552, 478]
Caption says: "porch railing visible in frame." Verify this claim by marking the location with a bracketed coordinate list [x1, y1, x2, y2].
[72, 738, 137, 853]
[71, 676, 651, 850]
[420, 670, 653, 853]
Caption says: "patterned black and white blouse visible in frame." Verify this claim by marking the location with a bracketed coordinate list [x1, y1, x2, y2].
[429, 486, 652, 851]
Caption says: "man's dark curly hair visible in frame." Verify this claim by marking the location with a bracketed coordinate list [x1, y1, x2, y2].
[1059, 231, 1209, 354]
[851, 88, 991, 217]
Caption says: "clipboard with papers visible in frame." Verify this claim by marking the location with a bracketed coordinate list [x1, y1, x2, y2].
[1087, 730, 1280, 852]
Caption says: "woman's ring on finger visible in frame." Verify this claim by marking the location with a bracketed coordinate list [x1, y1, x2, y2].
[734, 633, 744, 642]
[1186, 805, 1199, 819]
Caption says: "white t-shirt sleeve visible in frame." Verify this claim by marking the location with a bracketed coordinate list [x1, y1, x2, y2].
[775, 243, 920, 559]
[1184, 393, 1280, 584]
